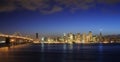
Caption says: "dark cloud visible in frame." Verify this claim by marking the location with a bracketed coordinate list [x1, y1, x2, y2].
[18, 0, 48, 10]
[40, 6, 63, 14]
[97, 0, 120, 4]
[0, 0, 120, 14]
[0, 0, 16, 12]
[56, 0, 95, 9]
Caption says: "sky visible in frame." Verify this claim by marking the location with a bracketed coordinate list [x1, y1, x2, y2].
[0, 0, 120, 35]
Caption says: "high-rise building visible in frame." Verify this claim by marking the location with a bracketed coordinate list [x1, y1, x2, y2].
[67, 33, 74, 43]
[88, 31, 93, 42]
[99, 32, 103, 42]
[36, 33, 39, 39]
[82, 33, 87, 43]
[63, 33, 68, 43]
[33, 33, 40, 43]
[75, 33, 81, 43]
[92, 36, 97, 43]
[63, 33, 66, 36]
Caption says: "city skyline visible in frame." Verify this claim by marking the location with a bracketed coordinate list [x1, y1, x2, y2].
[0, 0, 120, 35]
[1, 1, 120, 62]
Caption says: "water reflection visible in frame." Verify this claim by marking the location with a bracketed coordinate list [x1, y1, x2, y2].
[68, 44, 73, 50]
[63, 44, 67, 53]
[0, 47, 10, 52]
[41, 42, 44, 52]
[0, 47, 10, 62]
[62, 44, 67, 62]
[98, 43, 103, 62]
[0, 44, 120, 62]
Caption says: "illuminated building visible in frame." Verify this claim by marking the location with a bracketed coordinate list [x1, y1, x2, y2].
[47, 37, 51, 43]
[86, 35, 89, 43]
[41, 37, 45, 42]
[67, 33, 74, 43]
[82, 33, 87, 43]
[34, 33, 40, 43]
[75, 33, 81, 43]
[63, 33, 68, 43]
[59, 37, 65, 42]
[43, 37, 48, 42]
[88, 31, 93, 42]
[63, 33, 66, 36]
[92, 36, 97, 43]
[99, 32, 103, 42]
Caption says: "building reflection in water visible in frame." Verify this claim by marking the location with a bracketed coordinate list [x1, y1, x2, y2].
[69, 44, 73, 50]
[98, 43, 103, 62]
[0, 47, 10, 52]
[0, 47, 10, 62]
[62, 44, 67, 62]
[41, 42, 44, 52]
[63, 44, 67, 52]
[40, 41, 45, 62]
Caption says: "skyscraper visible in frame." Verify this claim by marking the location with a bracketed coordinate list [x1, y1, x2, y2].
[82, 33, 86, 43]
[88, 31, 93, 42]
[99, 32, 103, 42]
[75, 33, 81, 43]
[67, 33, 74, 43]
[33, 33, 40, 43]
[36, 33, 39, 39]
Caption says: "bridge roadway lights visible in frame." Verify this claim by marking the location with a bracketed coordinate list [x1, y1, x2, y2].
[4, 37, 32, 47]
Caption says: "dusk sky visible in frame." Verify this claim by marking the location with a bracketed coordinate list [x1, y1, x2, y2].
[0, 0, 120, 35]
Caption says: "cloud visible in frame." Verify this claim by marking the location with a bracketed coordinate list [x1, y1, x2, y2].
[18, 0, 47, 10]
[56, 0, 95, 9]
[0, 0, 120, 14]
[97, 0, 120, 4]
[40, 6, 63, 14]
[0, 5, 16, 12]
[0, 0, 16, 12]
[0, 0, 50, 12]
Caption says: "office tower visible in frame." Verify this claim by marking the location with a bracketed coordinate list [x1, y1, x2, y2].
[92, 36, 97, 43]
[34, 33, 40, 43]
[70, 33, 74, 42]
[99, 32, 103, 42]
[36, 33, 39, 39]
[88, 31, 93, 42]
[63, 33, 66, 36]
[75, 33, 81, 43]
[82, 33, 86, 43]
[63, 33, 67, 43]
[67, 33, 74, 43]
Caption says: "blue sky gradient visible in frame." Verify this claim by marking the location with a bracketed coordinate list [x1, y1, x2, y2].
[0, 0, 120, 35]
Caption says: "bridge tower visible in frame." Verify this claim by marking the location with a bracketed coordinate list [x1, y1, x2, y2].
[13, 32, 22, 36]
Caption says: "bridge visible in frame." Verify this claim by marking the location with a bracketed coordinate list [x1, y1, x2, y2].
[0, 32, 33, 46]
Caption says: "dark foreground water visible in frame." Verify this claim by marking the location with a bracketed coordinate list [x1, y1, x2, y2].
[0, 43, 120, 62]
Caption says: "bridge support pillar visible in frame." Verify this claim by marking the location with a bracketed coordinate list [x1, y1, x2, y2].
[5, 37, 10, 46]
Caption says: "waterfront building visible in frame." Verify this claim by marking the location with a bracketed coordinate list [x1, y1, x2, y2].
[67, 33, 74, 43]
[82, 33, 87, 43]
[75, 33, 81, 43]
[36, 33, 39, 39]
[99, 32, 103, 42]
[92, 36, 97, 43]
[34, 33, 40, 43]
[88, 31, 93, 42]
[63, 33, 68, 43]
